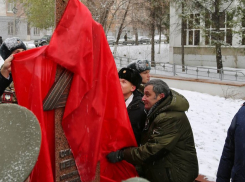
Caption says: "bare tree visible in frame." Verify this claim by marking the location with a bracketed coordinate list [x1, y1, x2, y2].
[113, 0, 131, 55]
[150, 1, 156, 67]
[81, 0, 115, 29]
[106, 0, 128, 35]
[155, 0, 170, 54]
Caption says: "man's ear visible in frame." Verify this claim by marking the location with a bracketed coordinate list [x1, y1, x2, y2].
[131, 85, 136, 92]
[159, 93, 165, 99]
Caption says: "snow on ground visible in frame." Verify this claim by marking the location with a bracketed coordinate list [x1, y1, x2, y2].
[172, 88, 243, 181]
[111, 43, 170, 63]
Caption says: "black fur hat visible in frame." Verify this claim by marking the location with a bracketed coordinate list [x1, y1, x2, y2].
[127, 60, 151, 73]
[118, 68, 142, 89]
[0, 37, 26, 60]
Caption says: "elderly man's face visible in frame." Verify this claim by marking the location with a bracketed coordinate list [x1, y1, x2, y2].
[142, 85, 163, 110]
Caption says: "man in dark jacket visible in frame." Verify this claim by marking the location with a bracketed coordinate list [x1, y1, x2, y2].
[118, 67, 146, 146]
[127, 60, 151, 95]
[216, 103, 245, 182]
[0, 37, 26, 98]
[107, 79, 198, 182]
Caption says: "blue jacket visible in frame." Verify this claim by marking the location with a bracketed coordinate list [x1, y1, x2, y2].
[216, 103, 245, 182]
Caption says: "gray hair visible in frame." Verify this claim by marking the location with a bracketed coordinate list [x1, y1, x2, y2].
[145, 79, 170, 97]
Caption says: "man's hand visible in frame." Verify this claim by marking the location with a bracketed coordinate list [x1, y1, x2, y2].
[1, 54, 13, 79]
[106, 150, 124, 163]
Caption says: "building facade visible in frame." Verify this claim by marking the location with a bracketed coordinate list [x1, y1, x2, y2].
[169, 1, 245, 68]
[0, 0, 52, 41]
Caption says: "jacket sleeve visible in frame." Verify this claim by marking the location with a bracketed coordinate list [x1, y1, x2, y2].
[128, 100, 147, 146]
[216, 110, 238, 182]
[0, 72, 12, 96]
[123, 113, 181, 165]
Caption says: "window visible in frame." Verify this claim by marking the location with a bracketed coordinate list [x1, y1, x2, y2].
[242, 30, 245, 45]
[226, 29, 232, 45]
[183, 14, 200, 46]
[205, 12, 232, 46]
[194, 30, 200, 45]
[227, 13, 233, 28]
[8, 22, 13, 35]
[189, 30, 193, 45]
[8, 3, 15, 12]
[34, 27, 40, 35]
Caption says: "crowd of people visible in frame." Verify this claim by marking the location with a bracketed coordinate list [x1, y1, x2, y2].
[0, 37, 244, 182]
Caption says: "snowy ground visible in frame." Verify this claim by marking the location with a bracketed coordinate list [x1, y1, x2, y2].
[111, 43, 169, 62]
[172, 88, 243, 181]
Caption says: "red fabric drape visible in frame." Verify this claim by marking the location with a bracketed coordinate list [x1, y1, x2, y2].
[11, 0, 138, 181]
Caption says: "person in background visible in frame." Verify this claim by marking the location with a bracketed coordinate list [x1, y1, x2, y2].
[107, 79, 198, 182]
[216, 103, 245, 181]
[127, 60, 151, 95]
[0, 36, 3, 45]
[124, 33, 127, 41]
[118, 67, 146, 146]
[0, 37, 26, 100]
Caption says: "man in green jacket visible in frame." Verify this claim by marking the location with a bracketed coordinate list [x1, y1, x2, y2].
[107, 79, 198, 182]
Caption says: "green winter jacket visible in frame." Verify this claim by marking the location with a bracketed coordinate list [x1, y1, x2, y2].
[123, 90, 198, 182]
[138, 84, 145, 96]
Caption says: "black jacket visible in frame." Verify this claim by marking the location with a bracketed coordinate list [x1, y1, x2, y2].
[127, 90, 146, 146]
[0, 72, 12, 96]
[217, 103, 245, 182]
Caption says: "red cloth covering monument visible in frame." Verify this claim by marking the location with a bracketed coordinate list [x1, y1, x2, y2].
[11, 0, 138, 181]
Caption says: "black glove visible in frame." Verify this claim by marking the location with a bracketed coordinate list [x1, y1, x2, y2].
[106, 150, 124, 163]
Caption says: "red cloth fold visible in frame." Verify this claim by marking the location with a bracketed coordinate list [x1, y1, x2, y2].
[12, 0, 138, 181]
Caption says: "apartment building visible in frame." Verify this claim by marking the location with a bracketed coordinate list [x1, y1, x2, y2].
[169, 1, 245, 68]
[0, 0, 51, 41]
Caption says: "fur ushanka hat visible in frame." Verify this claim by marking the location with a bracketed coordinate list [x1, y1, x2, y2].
[118, 68, 142, 89]
[127, 59, 151, 73]
[0, 37, 26, 60]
